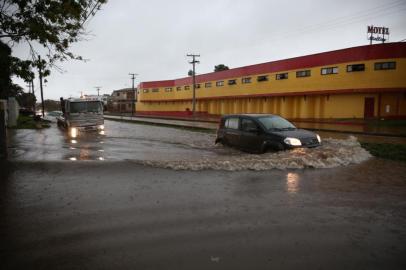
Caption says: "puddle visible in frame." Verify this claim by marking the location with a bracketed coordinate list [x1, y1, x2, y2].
[8, 120, 372, 170]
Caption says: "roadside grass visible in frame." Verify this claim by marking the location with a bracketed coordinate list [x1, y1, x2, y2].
[366, 119, 406, 127]
[361, 142, 406, 162]
[11, 115, 51, 129]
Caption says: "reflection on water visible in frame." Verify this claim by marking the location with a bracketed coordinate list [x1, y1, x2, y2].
[286, 172, 300, 193]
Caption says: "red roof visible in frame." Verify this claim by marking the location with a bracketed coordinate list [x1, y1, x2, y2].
[139, 42, 406, 88]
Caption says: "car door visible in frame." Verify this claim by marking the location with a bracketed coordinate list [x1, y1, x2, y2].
[224, 117, 240, 146]
[240, 117, 264, 152]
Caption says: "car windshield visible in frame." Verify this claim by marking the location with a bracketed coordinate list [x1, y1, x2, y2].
[258, 116, 296, 130]
[70, 101, 102, 113]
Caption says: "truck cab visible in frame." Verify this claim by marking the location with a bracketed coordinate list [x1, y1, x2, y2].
[57, 97, 104, 138]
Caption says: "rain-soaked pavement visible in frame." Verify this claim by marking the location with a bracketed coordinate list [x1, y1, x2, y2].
[1, 120, 406, 269]
[8, 119, 373, 169]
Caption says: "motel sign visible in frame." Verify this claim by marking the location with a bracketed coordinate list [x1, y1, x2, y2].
[367, 25, 390, 44]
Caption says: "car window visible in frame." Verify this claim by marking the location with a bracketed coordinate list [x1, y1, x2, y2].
[225, 118, 239, 129]
[241, 118, 257, 131]
[258, 116, 296, 130]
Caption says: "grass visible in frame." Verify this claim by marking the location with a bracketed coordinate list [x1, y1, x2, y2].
[365, 119, 406, 127]
[11, 115, 51, 129]
[361, 142, 406, 162]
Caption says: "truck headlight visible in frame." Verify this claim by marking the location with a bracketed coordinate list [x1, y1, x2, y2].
[284, 137, 302, 146]
[316, 134, 321, 143]
[70, 127, 78, 138]
[98, 125, 104, 130]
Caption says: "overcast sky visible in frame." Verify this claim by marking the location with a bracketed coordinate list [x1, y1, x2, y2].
[12, 0, 406, 100]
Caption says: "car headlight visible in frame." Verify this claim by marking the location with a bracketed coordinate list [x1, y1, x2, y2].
[316, 134, 321, 143]
[284, 137, 302, 146]
[98, 125, 104, 130]
[70, 127, 78, 138]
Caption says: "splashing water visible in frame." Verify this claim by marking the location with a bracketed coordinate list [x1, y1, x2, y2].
[134, 136, 372, 171]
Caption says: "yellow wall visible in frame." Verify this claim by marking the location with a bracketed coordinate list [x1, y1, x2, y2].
[137, 58, 406, 102]
[136, 57, 406, 119]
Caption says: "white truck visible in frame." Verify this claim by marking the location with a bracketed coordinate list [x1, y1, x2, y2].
[57, 97, 104, 138]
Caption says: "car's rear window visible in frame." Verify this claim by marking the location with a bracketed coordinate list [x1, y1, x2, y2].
[225, 118, 239, 129]
[258, 116, 296, 130]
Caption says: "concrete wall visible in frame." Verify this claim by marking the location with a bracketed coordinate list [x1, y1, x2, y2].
[7, 97, 19, 127]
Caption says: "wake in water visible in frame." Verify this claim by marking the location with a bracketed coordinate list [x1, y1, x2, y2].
[136, 136, 372, 171]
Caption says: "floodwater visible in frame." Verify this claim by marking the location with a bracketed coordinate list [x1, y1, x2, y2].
[8, 119, 371, 170]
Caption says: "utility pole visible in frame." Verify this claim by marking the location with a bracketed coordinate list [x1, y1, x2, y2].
[95, 86, 102, 96]
[31, 79, 35, 112]
[129, 73, 138, 116]
[38, 56, 45, 118]
[187, 54, 200, 116]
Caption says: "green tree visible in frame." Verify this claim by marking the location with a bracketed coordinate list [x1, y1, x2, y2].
[0, 0, 107, 97]
[188, 69, 194, 76]
[214, 64, 229, 72]
[16, 92, 36, 108]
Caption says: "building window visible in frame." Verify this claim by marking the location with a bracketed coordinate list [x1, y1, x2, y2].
[143, 89, 149, 93]
[242, 77, 251, 84]
[195, 84, 201, 89]
[184, 85, 190, 90]
[375, 62, 396, 70]
[228, 79, 237, 85]
[296, 70, 311, 78]
[176, 86, 182, 91]
[257, 75, 268, 82]
[347, 64, 365, 72]
[205, 82, 212, 88]
[276, 73, 288, 80]
[152, 88, 159, 93]
[321, 67, 338, 75]
[165, 87, 173, 92]
[216, 81, 224, 87]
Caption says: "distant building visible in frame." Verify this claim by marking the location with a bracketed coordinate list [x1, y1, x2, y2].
[136, 42, 406, 119]
[108, 88, 137, 113]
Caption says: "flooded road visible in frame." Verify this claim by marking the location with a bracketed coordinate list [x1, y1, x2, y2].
[3, 119, 406, 269]
[8, 119, 371, 170]
[1, 160, 406, 270]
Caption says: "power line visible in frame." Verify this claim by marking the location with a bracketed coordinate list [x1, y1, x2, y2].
[187, 54, 200, 116]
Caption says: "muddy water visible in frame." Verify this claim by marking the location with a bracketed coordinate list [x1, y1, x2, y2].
[8, 120, 371, 170]
[139, 136, 371, 170]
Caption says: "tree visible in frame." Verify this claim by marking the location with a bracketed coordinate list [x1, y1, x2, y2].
[188, 69, 194, 76]
[214, 64, 229, 72]
[16, 92, 36, 109]
[40, 99, 60, 111]
[0, 0, 107, 97]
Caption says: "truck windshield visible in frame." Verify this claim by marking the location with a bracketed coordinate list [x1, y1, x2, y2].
[70, 101, 102, 113]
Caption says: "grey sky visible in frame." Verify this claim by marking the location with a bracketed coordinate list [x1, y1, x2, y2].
[12, 0, 406, 99]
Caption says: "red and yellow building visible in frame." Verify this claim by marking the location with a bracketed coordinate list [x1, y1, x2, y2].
[136, 43, 406, 119]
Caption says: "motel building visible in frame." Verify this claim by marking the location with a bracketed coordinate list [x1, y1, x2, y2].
[136, 42, 406, 120]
